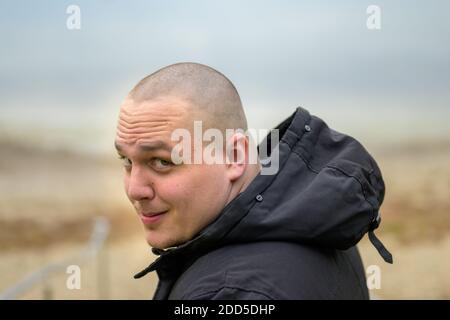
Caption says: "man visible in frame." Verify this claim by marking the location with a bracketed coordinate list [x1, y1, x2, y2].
[115, 62, 392, 300]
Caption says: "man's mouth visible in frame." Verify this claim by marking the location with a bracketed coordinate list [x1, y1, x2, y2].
[141, 211, 168, 217]
[139, 210, 168, 225]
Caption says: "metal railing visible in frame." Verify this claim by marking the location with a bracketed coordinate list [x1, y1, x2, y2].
[0, 216, 110, 300]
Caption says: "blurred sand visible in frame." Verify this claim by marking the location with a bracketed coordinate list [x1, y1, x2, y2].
[0, 139, 449, 299]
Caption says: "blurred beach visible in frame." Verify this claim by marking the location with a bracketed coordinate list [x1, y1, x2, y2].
[1, 0, 449, 299]
[0, 115, 449, 299]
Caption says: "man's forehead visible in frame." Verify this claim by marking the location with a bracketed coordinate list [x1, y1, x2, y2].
[115, 94, 207, 155]
[116, 95, 194, 139]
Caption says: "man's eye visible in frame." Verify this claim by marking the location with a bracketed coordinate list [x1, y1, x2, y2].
[118, 155, 132, 168]
[151, 158, 173, 170]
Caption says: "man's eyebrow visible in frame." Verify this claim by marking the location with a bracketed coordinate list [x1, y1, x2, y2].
[114, 141, 123, 152]
[114, 141, 172, 153]
[138, 141, 173, 152]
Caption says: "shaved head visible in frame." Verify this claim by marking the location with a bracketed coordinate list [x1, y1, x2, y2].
[115, 63, 261, 249]
[128, 62, 247, 133]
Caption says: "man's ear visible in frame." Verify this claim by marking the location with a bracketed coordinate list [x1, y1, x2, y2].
[225, 132, 248, 182]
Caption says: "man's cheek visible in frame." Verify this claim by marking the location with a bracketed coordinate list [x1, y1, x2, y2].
[163, 179, 187, 198]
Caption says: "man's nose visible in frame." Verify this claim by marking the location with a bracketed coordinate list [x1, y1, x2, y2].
[126, 166, 155, 201]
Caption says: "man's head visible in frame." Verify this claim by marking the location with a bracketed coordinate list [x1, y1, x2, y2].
[115, 63, 260, 249]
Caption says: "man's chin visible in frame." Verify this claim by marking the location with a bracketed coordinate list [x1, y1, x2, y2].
[145, 237, 162, 249]
[145, 232, 171, 250]
[145, 233, 188, 251]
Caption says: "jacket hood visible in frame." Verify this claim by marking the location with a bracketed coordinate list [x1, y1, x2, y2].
[135, 107, 392, 279]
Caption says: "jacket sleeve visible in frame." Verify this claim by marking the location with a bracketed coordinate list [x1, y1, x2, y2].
[188, 286, 274, 300]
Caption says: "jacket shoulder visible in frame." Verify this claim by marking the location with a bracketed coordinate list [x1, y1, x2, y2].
[169, 241, 368, 300]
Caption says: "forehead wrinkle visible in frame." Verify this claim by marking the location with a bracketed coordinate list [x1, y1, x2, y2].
[118, 119, 171, 128]
[119, 112, 184, 126]
[117, 116, 183, 138]
[119, 112, 185, 126]
[120, 106, 185, 118]
[118, 106, 189, 133]
[117, 121, 169, 134]
[118, 116, 178, 129]
[117, 110, 189, 141]
[116, 96, 195, 151]
[116, 129, 173, 142]
[117, 130, 169, 139]
[120, 97, 189, 116]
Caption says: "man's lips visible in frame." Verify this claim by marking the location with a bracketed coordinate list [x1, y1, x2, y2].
[141, 211, 168, 217]
[139, 210, 168, 225]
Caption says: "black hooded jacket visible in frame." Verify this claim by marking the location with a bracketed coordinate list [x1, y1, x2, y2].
[134, 107, 392, 300]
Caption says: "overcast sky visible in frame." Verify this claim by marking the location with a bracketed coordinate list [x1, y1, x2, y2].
[1, 0, 449, 153]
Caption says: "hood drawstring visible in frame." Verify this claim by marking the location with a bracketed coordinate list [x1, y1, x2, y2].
[368, 212, 393, 264]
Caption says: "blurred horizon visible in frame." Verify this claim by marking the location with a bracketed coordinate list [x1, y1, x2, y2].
[1, 0, 449, 155]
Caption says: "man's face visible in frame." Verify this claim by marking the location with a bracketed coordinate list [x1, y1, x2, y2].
[115, 96, 231, 249]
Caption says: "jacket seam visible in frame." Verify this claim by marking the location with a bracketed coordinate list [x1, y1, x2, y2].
[290, 149, 377, 239]
[187, 286, 276, 300]
[325, 165, 378, 243]
[291, 149, 376, 217]
[291, 148, 320, 174]
[325, 164, 376, 215]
